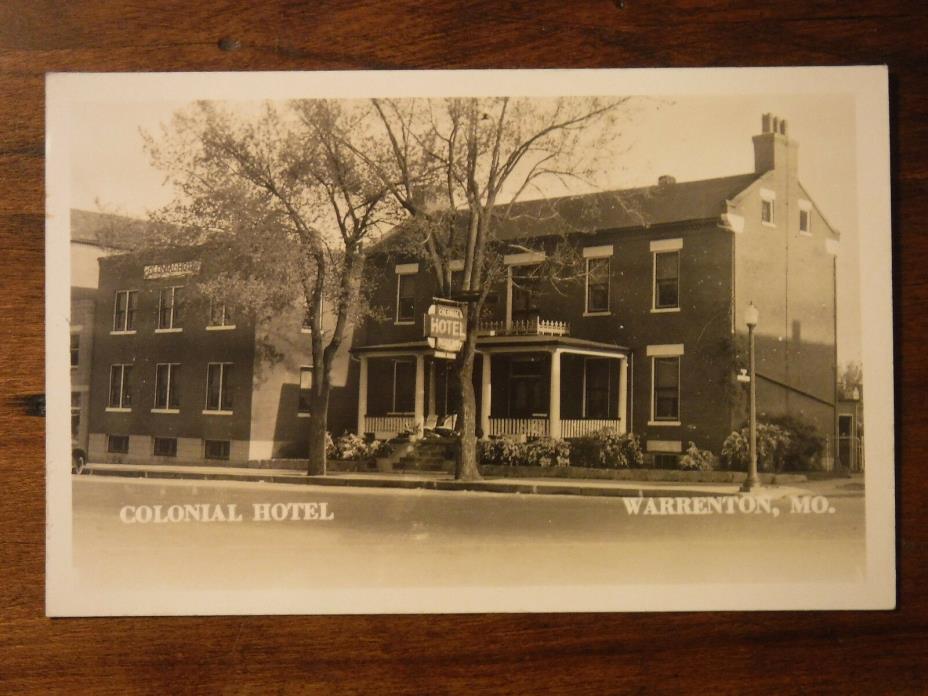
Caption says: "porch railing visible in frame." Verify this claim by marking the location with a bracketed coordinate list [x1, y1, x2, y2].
[561, 419, 622, 438]
[364, 415, 415, 435]
[488, 418, 549, 437]
[478, 317, 569, 337]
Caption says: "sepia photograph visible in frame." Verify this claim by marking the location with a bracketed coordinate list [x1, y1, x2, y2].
[45, 67, 894, 615]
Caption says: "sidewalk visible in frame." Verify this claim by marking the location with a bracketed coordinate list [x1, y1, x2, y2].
[82, 462, 815, 499]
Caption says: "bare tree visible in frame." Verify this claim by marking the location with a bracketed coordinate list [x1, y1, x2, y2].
[342, 96, 630, 480]
[142, 100, 393, 475]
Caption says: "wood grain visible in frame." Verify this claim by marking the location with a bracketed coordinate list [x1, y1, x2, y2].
[0, 1, 925, 693]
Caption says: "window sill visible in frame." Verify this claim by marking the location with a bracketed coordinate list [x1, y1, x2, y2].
[297, 412, 311, 418]
[206, 325, 236, 331]
[105, 407, 132, 413]
[155, 328, 183, 334]
[110, 330, 137, 336]
[648, 420, 682, 427]
[151, 408, 180, 414]
[202, 409, 233, 416]
[583, 310, 611, 317]
[761, 221, 777, 228]
[394, 320, 415, 326]
[798, 230, 812, 237]
[300, 328, 312, 334]
[651, 307, 681, 314]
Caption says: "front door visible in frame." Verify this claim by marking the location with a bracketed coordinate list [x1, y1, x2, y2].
[838, 414, 853, 470]
[508, 356, 547, 417]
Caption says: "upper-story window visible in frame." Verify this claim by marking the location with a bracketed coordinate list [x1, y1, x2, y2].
[760, 188, 776, 226]
[298, 366, 313, 414]
[112, 290, 138, 333]
[204, 362, 233, 413]
[157, 286, 183, 331]
[153, 363, 180, 411]
[510, 265, 541, 321]
[799, 199, 812, 236]
[651, 239, 682, 312]
[583, 245, 613, 315]
[302, 296, 325, 333]
[70, 334, 80, 368]
[107, 364, 133, 410]
[207, 300, 234, 329]
[395, 264, 418, 324]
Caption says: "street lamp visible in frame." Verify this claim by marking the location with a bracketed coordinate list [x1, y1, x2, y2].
[741, 302, 760, 492]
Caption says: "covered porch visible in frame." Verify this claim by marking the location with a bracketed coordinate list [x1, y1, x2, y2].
[353, 336, 629, 441]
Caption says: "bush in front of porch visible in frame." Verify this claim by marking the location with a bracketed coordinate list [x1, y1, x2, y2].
[478, 429, 645, 470]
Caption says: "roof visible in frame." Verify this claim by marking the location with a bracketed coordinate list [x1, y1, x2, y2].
[70, 209, 153, 250]
[492, 173, 761, 240]
[352, 336, 628, 355]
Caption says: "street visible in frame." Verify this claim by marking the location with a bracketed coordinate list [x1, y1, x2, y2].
[70, 475, 866, 593]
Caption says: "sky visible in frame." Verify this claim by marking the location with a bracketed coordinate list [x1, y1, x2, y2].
[67, 93, 862, 365]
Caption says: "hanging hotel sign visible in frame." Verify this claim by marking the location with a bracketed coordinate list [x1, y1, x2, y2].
[143, 260, 201, 280]
[424, 299, 466, 357]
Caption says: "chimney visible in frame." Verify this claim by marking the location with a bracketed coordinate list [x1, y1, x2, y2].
[752, 112, 798, 176]
[657, 175, 676, 186]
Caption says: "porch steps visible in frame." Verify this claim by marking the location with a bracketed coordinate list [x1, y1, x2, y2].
[393, 437, 456, 473]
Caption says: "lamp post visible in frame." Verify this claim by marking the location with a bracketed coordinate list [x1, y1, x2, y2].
[741, 302, 760, 493]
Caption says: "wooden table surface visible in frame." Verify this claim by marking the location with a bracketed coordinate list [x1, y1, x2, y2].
[0, 2, 924, 693]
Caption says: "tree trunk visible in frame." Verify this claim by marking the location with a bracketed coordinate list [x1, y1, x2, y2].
[307, 386, 330, 476]
[455, 318, 481, 481]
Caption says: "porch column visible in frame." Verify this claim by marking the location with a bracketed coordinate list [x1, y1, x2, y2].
[480, 353, 492, 439]
[357, 355, 368, 435]
[428, 360, 436, 417]
[414, 353, 425, 437]
[617, 356, 628, 434]
[549, 349, 561, 439]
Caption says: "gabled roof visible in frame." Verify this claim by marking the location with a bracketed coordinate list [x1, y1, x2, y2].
[491, 172, 761, 241]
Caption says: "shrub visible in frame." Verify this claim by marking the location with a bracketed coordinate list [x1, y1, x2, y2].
[679, 442, 716, 471]
[478, 435, 523, 466]
[478, 436, 570, 467]
[766, 414, 826, 470]
[720, 424, 791, 472]
[570, 429, 644, 469]
[327, 432, 391, 461]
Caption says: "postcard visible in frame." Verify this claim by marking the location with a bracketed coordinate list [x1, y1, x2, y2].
[46, 67, 894, 615]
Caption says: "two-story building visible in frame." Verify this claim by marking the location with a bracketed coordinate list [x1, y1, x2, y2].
[348, 113, 840, 467]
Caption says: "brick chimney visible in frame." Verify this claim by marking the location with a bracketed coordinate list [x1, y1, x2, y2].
[752, 113, 798, 177]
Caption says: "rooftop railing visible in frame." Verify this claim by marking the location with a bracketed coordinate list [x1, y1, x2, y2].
[478, 316, 570, 337]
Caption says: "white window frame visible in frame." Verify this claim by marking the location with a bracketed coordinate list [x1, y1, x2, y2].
[152, 362, 181, 413]
[583, 245, 613, 316]
[111, 289, 138, 335]
[650, 239, 682, 313]
[203, 362, 233, 415]
[647, 344, 683, 426]
[206, 299, 236, 330]
[394, 264, 418, 325]
[297, 365, 313, 417]
[760, 188, 776, 227]
[70, 333, 80, 369]
[156, 285, 184, 333]
[106, 363, 133, 412]
[798, 199, 812, 236]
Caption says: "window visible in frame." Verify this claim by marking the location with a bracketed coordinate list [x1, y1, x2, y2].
[652, 356, 680, 422]
[653, 453, 679, 470]
[112, 290, 138, 332]
[70, 334, 80, 368]
[391, 359, 415, 413]
[510, 264, 541, 321]
[153, 363, 180, 410]
[205, 363, 233, 412]
[153, 437, 177, 457]
[71, 392, 80, 438]
[204, 439, 230, 460]
[396, 272, 416, 323]
[799, 209, 810, 234]
[760, 190, 776, 226]
[584, 358, 612, 419]
[157, 286, 183, 330]
[302, 297, 324, 332]
[108, 364, 133, 409]
[298, 366, 313, 413]
[208, 300, 233, 328]
[107, 434, 129, 454]
[653, 252, 679, 310]
[585, 257, 610, 314]
[508, 357, 546, 417]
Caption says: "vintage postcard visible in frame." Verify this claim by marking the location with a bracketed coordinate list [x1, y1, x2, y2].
[46, 67, 894, 615]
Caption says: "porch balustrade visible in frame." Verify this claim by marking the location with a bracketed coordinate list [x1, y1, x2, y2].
[478, 316, 569, 337]
[561, 418, 622, 438]
[488, 417, 550, 437]
[363, 415, 415, 435]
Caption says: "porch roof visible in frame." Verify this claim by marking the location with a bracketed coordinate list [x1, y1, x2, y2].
[351, 335, 628, 356]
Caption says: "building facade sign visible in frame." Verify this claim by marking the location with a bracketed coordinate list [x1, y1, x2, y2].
[143, 261, 201, 280]
[424, 300, 466, 356]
